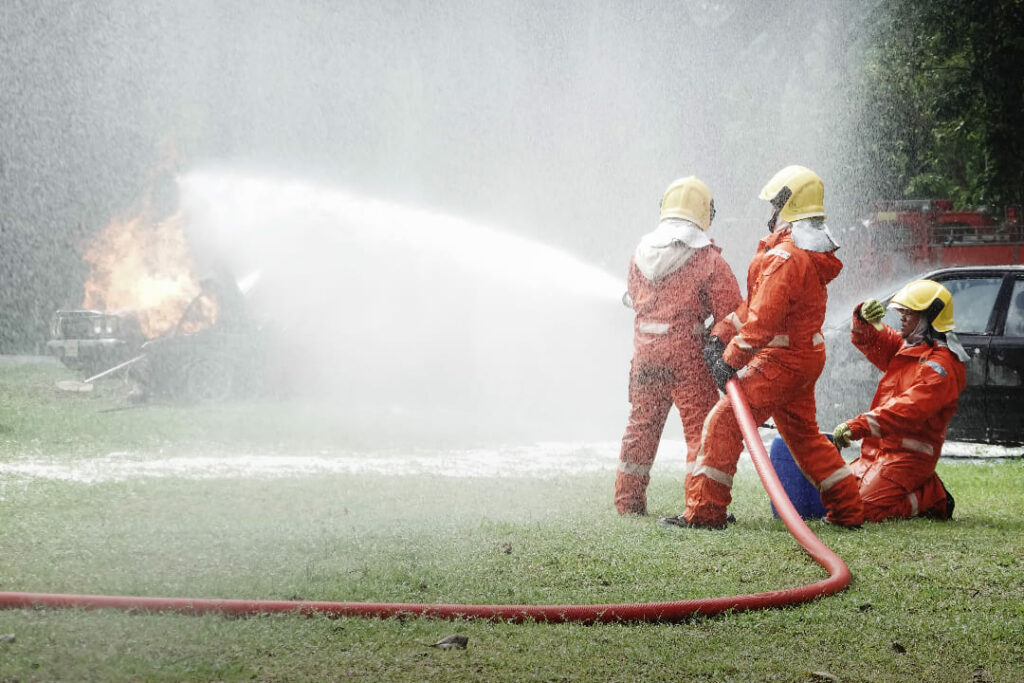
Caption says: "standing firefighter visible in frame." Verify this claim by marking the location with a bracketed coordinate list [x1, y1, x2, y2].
[662, 165, 865, 529]
[615, 176, 742, 515]
[832, 280, 968, 521]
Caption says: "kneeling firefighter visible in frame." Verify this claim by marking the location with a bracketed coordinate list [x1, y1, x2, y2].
[833, 280, 969, 521]
[663, 165, 865, 529]
[615, 176, 742, 515]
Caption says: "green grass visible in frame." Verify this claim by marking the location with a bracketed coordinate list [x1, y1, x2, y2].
[1, 363, 1023, 681]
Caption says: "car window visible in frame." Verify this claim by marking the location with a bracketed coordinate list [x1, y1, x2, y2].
[940, 277, 1004, 335]
[1004, 279, 1024, 337]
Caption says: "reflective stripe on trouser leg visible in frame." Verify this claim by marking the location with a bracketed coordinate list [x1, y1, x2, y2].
[618, 461, 652, 477]
[818, 465, 854, 493]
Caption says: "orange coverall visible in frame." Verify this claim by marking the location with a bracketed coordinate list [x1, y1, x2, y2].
[616, 244, 741, 514]
[846, 305, 965, 521]
[683, 228, 865, 527]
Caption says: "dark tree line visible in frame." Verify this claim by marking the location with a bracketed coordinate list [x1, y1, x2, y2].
[854, 0, 1024, 207]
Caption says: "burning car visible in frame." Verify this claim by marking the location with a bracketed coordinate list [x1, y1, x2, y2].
[48, 200, 268, 402]
[49, 273, 265, 402]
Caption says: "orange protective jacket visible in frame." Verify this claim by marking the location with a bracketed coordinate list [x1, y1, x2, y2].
[846, 308, 966, 459]
[719, 229, 842, 371]
[628, 244, 741, 373]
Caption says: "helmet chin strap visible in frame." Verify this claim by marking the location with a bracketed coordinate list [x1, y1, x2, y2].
[766, 186, 792, 233]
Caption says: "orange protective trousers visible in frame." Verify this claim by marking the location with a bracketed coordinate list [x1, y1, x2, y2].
[615, 366, 719, 514]
[684, 347, 865, 527]
[850, 451, 949, 521]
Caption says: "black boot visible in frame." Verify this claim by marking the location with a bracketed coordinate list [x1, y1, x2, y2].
[921, 479, 955, 520]
[658, 514, 727, 530]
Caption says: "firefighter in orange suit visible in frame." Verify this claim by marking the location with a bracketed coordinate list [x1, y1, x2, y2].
[615, 176, 742, 515]
[832, 280, 968, 521]
[662, 165, 865, 529]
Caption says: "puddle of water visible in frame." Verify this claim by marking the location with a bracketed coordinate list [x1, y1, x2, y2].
[2, 432, 1012, 486]
[0, 439, 709, 484]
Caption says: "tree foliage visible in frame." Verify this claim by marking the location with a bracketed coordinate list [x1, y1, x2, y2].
[855, 0, 1024, 207]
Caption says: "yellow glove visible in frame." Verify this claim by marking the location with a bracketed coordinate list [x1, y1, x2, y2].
[860, 299, 885, 331]
[833, 423, 853, 449]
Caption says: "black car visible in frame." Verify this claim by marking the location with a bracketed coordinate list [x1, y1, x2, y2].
[820, 265, 1024, 445]
[47, 309, 146, 377]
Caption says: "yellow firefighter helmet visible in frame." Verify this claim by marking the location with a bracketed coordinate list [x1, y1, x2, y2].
[889, 279, 956, 332]
[659, 176, 715, 231]
[759, 165, 826, 222]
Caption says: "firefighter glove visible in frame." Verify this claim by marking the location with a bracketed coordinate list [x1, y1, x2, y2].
[702, 335, 727, 372]
[710, 357, 736, 392]
[833, 422, 853, 449]
[859, 298, 885, 330]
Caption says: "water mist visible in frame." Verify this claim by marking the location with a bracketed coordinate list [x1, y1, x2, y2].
[179, 170, 633, 443]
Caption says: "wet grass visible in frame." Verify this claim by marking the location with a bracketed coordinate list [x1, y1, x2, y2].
[1, 363, 1023, 681]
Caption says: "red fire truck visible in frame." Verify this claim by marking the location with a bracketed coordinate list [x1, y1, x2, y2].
[860, 199, 1023, 267]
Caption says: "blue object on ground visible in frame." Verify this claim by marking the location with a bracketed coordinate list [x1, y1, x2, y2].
[769, 435, 828, 519]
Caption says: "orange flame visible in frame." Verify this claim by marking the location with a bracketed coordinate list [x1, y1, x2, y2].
[82, 211, 206, 338]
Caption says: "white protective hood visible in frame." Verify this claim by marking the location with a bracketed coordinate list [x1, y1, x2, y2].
[790, 218, 840, 252]
[943, 331, 971, 363]
[633, 218, 711, 281]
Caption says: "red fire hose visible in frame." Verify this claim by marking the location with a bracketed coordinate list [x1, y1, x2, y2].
[0, 380, 850, 623]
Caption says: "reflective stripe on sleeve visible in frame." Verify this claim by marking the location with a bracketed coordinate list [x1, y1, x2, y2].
[692, 464, 733, 488]
[736, 332, 822, 350]
[726, 312, 743, 331]
[901, 438, 935, 456]
[638, 321, 670, 334]
[924, 360, 947, 377]
[865, 412, 882, 438]
[818, 464, 853, 493]
[618, 461, 652, 477]
[766, 247, 791, 260]
[908, 492, 919, 516]
[736, 336, 755, 351]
